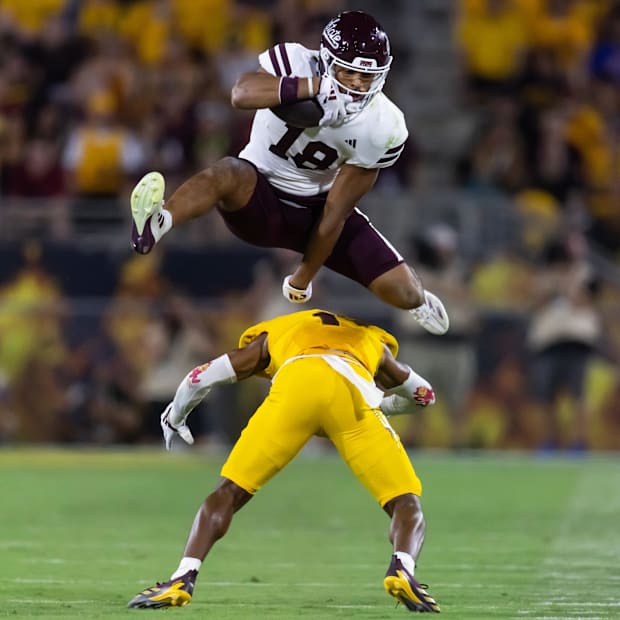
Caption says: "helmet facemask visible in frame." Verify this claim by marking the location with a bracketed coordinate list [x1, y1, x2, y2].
[319, 45, 392, 117]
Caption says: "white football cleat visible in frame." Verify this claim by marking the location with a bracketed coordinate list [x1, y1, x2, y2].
[130, 171, 167, 254]
[409, 290, 450, 335]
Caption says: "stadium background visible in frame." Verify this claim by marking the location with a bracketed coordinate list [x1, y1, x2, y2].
[1, 0, 620, 452]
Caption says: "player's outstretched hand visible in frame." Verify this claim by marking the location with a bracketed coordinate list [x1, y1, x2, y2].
[282, 275, 313, 303]
[160, 404, 194, 450]
[381, 386, 436, 417]
[316, 76, 351, 127]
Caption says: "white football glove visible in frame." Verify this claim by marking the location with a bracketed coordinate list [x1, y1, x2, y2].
[409, 290, 450, 335]
[380, 365, 436, 417]
[160, 404, 194, 451]
[380, 386, 436, 417]
[282, 275, 312, 303]
[316, 76, 352, 128]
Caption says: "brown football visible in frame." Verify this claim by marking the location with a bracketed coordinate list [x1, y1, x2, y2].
[270, 98, 323, 128]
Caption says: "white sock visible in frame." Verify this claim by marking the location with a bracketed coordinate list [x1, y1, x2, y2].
[394, 551, 415, 576]
[150, 207, 173, 243]
[170, 556, 202, 580]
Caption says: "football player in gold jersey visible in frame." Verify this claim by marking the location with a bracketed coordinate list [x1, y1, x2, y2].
[127, 309, 440, 613]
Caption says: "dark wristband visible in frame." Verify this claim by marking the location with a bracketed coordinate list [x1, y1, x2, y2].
[279, 77, 299, 104]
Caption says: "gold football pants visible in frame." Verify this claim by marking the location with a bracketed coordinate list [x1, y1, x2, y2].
[221, 357, 421, 505]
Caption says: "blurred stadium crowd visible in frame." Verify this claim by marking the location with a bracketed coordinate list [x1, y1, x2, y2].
[1, 0, 620, 451]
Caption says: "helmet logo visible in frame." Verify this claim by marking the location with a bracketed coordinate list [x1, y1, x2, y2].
[353, 57, 377, 69]
[323, 22, 342, 48]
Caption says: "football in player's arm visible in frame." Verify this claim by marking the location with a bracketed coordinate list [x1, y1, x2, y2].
[127, 309, 440, 613]
[129, 11, 449, 337]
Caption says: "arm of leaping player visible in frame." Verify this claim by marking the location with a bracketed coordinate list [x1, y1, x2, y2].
[231, 70, 318, 109]
[288, 164, 379, 290]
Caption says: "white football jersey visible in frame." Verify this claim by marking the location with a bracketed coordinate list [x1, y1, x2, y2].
[238, 42, 408, 197]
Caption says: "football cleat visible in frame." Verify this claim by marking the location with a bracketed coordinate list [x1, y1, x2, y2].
[127, 569, 197, 609]
[130, 171, 166, 254]
[409, 290, 450, 336]
[384, 556, 440, 613]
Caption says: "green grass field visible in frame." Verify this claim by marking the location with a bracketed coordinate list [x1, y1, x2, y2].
[0, 448, 618, 619]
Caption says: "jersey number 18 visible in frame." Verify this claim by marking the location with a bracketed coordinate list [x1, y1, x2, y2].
[269, 125, 338, 171]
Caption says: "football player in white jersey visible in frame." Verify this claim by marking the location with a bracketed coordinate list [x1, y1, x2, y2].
[130, 11, 449, 336]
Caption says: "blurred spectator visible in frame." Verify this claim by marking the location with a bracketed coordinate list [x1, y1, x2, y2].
[77, 0, 121, 40]
[172, 0, 233, 54]
[590, 371, 620, 450]
[528, 0, 592, 87]
[233, 0, 273, 52]
[0, 114, 25, 196]
[0, 0, 66, 37]
[5, 138, 65, 197]
[588, 2, 620, 85]
[564, 87, 620, 253]
[515, 189, 562, 256]
[138, 294, 214, 443]
[91, 250, 170, 442]
[89, 312, 144, 443]
[214, 32, 261, 94]
[0, 36, 35, 118]
[516, 47, 569, 145]
[62, 89, 145, 233]
[393, 225, 479, 448]
[456, 0, 529, 101]
[0, 240, 68, 441]
[60, 332, 103, 443]
[11, 355, 69, 442]
[21, 13, 88, 124]
[117, 0, 170, 65]
[470, 246, 532, 311]
[68, 31, 139, 125]
[0, 369, 17, 442]
[457, 97, 527, 193]
[0, 240, 66, 382]
[521, 105, 583, 204]
[140, 36, 207, 183]
[195, 100, 235, 169]
[526, 232, 603, 450]
[105, 250, 169, 377]
[466, 354, 531, 449]
[3, 138, 68, 239]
